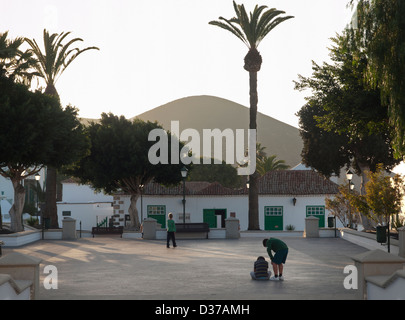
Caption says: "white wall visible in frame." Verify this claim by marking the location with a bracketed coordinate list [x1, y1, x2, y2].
[57, 183, 114, 231]
[0, 175, 16, 204]
[57, 202, 113, 231]
[0, 278, 31, 300]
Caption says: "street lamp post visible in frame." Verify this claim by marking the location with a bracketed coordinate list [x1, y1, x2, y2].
[181, 167, 188, 224]
[139, 184, 144, 223]
[346, 170, 354, 228]
[35, 173, 40, 225]
[246, 181, 250, 218]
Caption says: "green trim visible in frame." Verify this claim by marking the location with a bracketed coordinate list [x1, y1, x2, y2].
[264, 206, 283, 230]
[147, 205, 167, 228]
[203, 208, 227, 228]
[306, 205, 325, 228]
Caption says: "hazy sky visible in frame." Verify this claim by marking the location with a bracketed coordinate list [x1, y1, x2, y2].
[2, 0, 353, 128]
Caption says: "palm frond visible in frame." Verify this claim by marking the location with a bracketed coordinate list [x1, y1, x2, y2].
[26, 29, 99, 89]
[258, 15, 294, 46]
[25, 37, 48, 81]
[209, 19, 248, 47]
[0, 31, 38, 84]
[209, 1, 293, 50]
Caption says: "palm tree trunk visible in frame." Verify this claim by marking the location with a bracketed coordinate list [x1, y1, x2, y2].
[44, 166, 59, 228]
[44, 83, 60, 229]
[248, 71, 260, 230]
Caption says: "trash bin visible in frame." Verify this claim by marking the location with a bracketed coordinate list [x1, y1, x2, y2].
[376, 225, 387, 243]
[43, 217, 50, 229]
[328, 216, 335, 228]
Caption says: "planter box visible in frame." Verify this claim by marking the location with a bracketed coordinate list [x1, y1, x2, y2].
[0, 229, 41, 247]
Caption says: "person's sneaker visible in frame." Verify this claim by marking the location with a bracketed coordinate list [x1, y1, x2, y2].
[279, 276, 284, 281]
[270, 276, 279, 281]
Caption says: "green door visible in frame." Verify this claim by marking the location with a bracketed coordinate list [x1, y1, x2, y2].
[264, 206, 283, 231]
[306, 206, 325, 228]
[203, 209, 217, 228]
[147, 205, 166, 228]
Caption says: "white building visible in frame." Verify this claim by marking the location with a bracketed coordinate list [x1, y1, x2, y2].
[59, 170, 340, 231]
[56, 178, 113, 230]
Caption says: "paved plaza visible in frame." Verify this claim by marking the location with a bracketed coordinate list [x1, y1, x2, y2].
[4, 235, 368, 300]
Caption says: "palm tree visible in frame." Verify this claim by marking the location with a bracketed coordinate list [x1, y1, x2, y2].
[0, 31, 38, 84]
[255, 142, 267, 162]
[257, 155, 290, 176]
[26, 30, 99, 96]
[209, 2, 293, 229]
[25, 29, 99, 228]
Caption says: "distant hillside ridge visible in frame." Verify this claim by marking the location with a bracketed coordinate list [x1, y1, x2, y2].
[133, 95, 302, 168]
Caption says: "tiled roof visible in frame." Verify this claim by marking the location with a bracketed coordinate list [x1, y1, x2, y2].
[143, 170, 338, 196]
[258, 170, 338, 195]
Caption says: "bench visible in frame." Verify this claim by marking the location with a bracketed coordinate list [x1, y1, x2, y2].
[175, 223, 210, 239]
[91, 226, 124, 238]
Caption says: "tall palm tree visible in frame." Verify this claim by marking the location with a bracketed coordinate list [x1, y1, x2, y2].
[209, 2, 293, 229]
[25, 29, 99, 228]
[0, 31, 38, 84]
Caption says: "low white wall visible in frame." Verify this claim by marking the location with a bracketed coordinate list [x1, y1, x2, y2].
[208, 228, 226, 239]
[0, 229, 41, 247]
[0, 276, 31, 300]
[367, 277, 405, 300]
[319, 228, 338, 238]
[240, 231, 303, 238]
[43, 229, 62, 240]
[339, 228, 399, 254]
[122, 231, 143, 239]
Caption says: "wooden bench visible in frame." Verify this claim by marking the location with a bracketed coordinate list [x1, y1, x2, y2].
[175, 223, 210, 239]
[91, 226, 124, 238]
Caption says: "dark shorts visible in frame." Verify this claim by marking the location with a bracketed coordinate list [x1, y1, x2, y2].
[273, 248, 288, 265]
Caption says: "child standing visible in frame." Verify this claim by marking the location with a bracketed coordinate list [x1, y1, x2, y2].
[167, 212, 177, 248]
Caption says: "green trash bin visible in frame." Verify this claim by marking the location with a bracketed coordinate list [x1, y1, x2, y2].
[328, 216, 335, 228]
[376, 225, 387, 243]
[43, 217, 51, 229]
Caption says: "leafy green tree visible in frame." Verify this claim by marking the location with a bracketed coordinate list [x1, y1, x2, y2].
[66, 113, 186, 230]
[0, 75, 88, 232]
[295, 30, 399, 184]
[296, 100, 349, 178]
[25, 30, 99, 228]
[355, 0, 405, 157]
[325, 183, 360, 228]
[188, 159, 244, 188]
[209, 1, 293, 230]
[350, 164, 405, 251]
